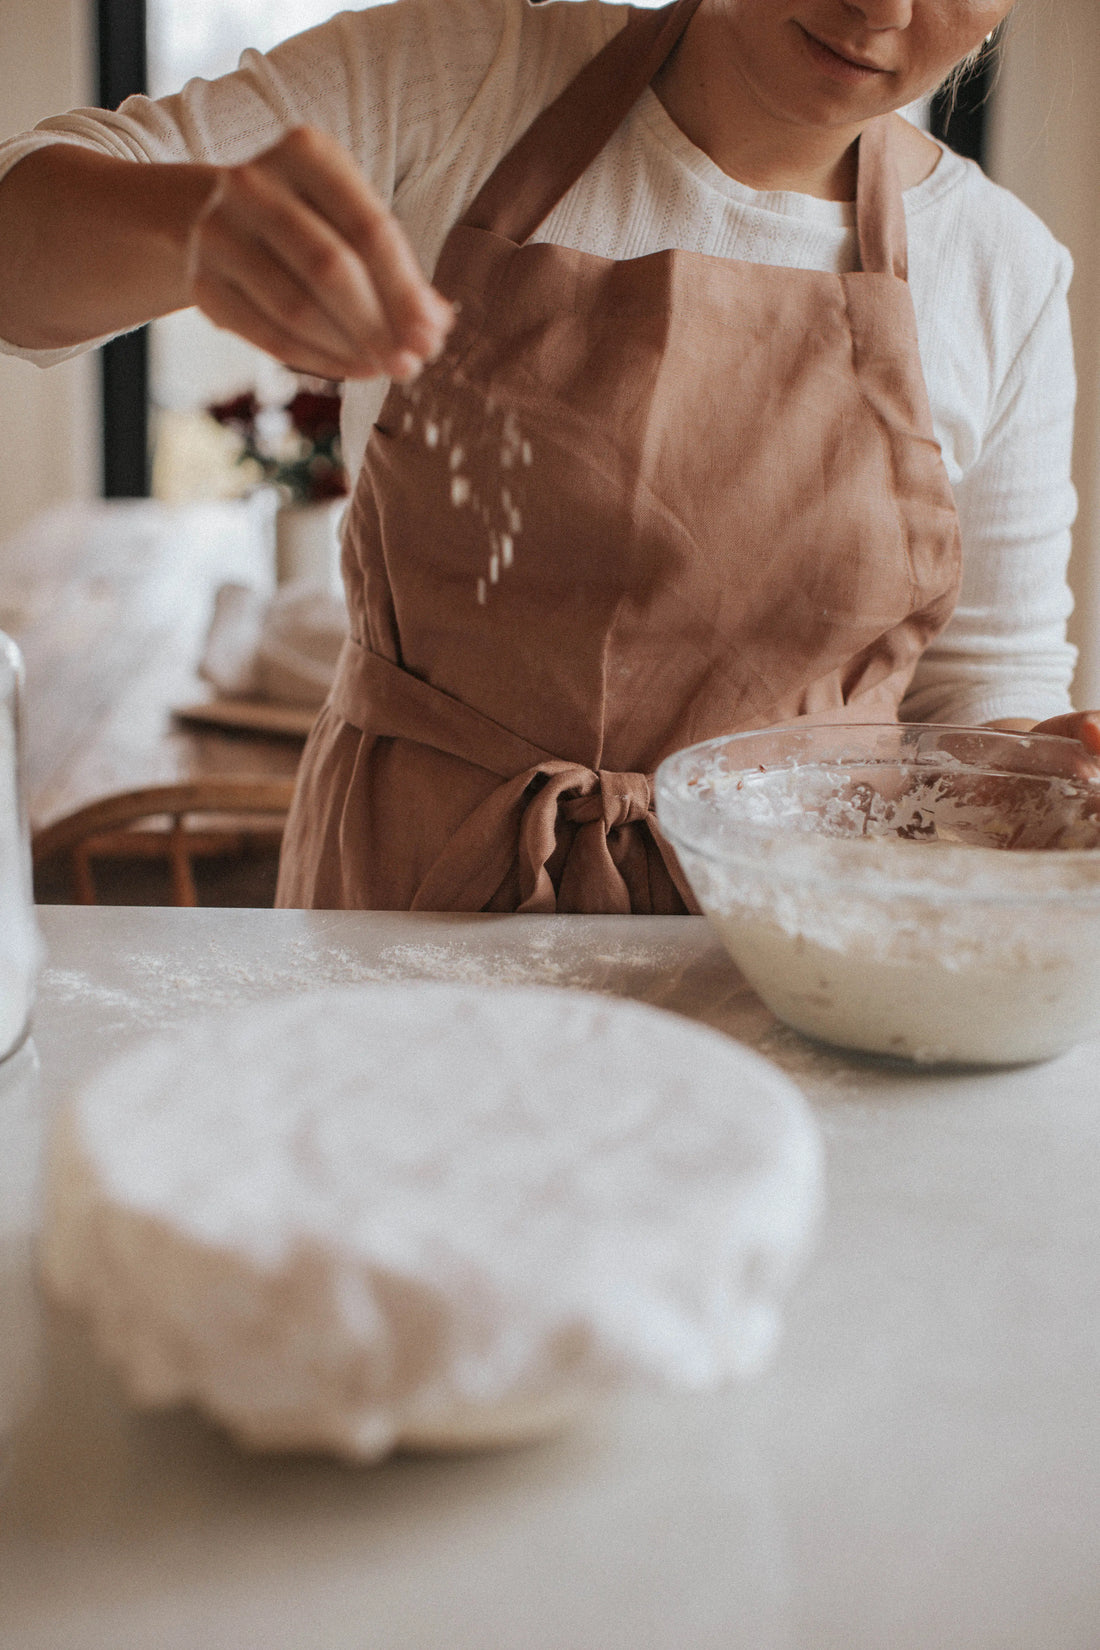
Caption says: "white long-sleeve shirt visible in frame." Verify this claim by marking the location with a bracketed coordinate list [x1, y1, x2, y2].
[0, 0, 1078, 724]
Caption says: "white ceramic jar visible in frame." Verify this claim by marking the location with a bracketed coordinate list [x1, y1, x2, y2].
[273, 498, 345, 595]
[0, 633, 40, 1061]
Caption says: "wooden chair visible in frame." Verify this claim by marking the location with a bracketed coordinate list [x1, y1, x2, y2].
[32, 778, 298, 907]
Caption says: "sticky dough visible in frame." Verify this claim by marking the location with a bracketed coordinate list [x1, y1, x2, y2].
[41, 984, 821, 1459]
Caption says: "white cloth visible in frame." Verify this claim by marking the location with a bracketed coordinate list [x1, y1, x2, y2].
[199, 580, 347, 708]
[0, 0, 1078, 725]
[41, 984, 822, 1458]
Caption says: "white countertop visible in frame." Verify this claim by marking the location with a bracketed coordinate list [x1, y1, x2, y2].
[3, 906, 1100, 1649]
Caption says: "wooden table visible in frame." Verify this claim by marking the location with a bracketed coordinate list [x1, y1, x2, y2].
[4, 906, 1100, 1650]
[0, 500, 306, 833]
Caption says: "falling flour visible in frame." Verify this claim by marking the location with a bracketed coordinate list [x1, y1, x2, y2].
[399, 367, 532, 606]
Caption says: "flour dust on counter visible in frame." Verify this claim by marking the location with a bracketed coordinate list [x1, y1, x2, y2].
[39, 913, 886, 1102]
[39, 921, 747, 1032]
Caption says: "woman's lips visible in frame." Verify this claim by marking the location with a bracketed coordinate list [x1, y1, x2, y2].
[797, 26, 892, 84]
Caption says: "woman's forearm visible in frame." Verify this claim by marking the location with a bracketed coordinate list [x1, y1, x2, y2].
[0, 130, 452, 378]
[0, 145, 219, 349]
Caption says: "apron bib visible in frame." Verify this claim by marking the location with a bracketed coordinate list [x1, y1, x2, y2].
[277, 0, 962, 914]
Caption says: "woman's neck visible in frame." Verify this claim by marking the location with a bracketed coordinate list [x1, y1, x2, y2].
[652, 11, 939, 202]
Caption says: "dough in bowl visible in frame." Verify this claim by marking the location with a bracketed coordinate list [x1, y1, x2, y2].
[41, 984, 822, 1459]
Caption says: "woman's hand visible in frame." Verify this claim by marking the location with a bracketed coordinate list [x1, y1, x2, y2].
[986, 713, 1100, 782]
[0, 133, 454, 368]
[1030, 711, 1100, 756]
[189, 127, 454, 382]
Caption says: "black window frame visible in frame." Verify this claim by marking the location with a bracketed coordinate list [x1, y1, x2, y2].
[97, 0, 149, 498]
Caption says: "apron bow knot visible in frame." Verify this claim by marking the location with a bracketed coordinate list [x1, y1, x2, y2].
[512, 762, 663, 914]
[326, 639, 696, 914]
[559, 768, 652, 831]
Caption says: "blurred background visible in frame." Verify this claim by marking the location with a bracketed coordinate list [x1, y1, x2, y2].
[1, 0, 1098, 698]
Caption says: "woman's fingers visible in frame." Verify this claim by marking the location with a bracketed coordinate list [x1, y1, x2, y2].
[1030, 711, 1100, 785]
[193, 271, 382, 382]
[272, 127, 453, 361]
[1032, 711, 1100, 755]
[197, 191, 382, 370]
[187, 126, 454, 380]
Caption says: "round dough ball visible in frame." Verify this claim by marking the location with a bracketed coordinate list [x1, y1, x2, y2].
[42, 985, 821, 1459]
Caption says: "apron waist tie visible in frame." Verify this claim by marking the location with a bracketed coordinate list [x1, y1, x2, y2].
[330, 635, 696, 914]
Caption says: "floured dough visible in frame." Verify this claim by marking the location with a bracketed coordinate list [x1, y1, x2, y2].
[41, 985, 821, 1459]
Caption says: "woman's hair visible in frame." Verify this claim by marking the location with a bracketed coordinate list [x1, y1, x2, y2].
[936, 15, 1009, 117]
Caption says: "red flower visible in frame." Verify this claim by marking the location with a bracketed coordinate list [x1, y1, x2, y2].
[286, 390, 342, 444]
[206, 382, 348, 503]
[206, 390, 260, 434]
[306, 460, 349, 502]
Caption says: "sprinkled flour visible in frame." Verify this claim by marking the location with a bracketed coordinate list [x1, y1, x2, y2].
[398, 367, 531, 606]
[41, 917, 887, 1100]
[43, 927, 740, 1029]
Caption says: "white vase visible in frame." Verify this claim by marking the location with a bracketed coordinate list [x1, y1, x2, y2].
[274, 499, 345, 595]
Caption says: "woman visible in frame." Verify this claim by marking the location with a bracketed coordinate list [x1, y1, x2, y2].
[0, 0, 1094, 910]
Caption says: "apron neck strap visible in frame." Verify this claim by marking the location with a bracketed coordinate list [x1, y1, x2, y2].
[463, 1, 909, 280]
[462, 0, 704, 245]
[855, 116, 909, 281]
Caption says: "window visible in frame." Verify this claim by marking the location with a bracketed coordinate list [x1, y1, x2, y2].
[146, 0, 389, 501]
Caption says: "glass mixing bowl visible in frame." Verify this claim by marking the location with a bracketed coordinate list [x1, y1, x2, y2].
[655, 723, 1100, 1066]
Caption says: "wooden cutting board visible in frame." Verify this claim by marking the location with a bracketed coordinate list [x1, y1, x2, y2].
[173, 696, 317, 738]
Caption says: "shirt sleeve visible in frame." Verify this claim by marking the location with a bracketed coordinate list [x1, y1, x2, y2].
[902, 245, 1079, 726]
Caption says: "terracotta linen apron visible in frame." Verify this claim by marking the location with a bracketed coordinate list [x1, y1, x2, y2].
[277, 0, 962, 915]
